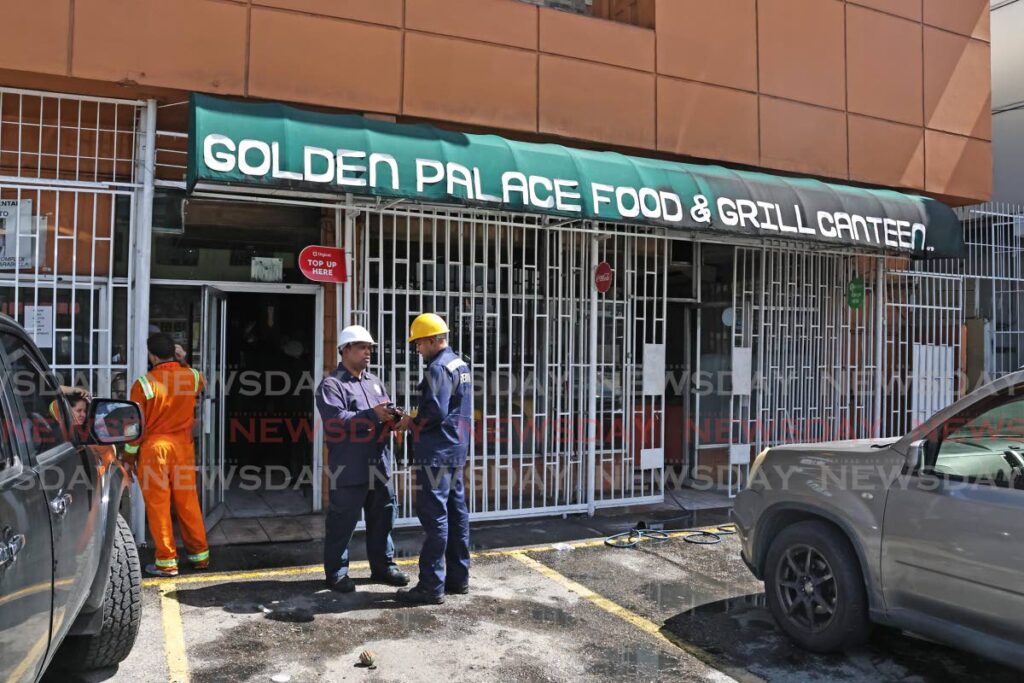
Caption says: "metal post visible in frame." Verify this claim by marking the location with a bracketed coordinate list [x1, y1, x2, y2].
[128, 99, 157, 541]
[990, 217, 998, 377]
[874, 258, 886, 438]
[728, 247, 738, 497]
[313, 287, 325, 512]
[340, 206, 355, 333]
[587, 230, 599, 516]
[693, 242, 702, 483]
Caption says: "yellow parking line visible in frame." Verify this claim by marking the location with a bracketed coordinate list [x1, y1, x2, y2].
[511, 552, 743, 683]
[159, 583, 190, 683]
[152, 523, 738, 683]
[142, 524, 735, 588]
[144, 558, 418, 588]
[510, 552, 675, 645]
[146, 564, 336, 588]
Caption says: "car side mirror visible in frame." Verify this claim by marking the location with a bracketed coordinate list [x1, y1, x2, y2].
[89, 399, 143, 445]
[906, 439, 929, 473]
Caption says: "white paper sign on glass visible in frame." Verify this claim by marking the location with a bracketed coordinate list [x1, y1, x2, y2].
[25, 305, 53, 348]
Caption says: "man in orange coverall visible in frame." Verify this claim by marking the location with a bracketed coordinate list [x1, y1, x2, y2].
[125, 333, 209, 577]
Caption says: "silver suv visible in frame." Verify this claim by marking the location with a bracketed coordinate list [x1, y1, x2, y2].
[0, 315, 144, 681]
[735, 370, 1024, 669]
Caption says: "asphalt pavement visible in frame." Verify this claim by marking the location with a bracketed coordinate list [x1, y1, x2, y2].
[46, 507, 1024, 683]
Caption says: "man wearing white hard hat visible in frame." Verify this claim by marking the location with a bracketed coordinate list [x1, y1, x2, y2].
[315, 325, 409, 592]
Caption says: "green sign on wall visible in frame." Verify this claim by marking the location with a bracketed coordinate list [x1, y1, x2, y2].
[848, 276, 866, 310]
[187, 94, 966, 259]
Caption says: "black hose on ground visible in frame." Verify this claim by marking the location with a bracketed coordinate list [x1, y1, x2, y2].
[603, 486, 740, 549]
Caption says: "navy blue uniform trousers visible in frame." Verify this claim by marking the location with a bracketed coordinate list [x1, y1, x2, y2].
[415, 465, 471, 595]
[324, 480, 398, 582]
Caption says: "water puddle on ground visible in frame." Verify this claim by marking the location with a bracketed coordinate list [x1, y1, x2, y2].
[265, 606, 315, 623]
[590, 643, 682, 677]
[528, 606, 575, 626]
[640, 580, 722, 612]
[397, 610, 437, 629]
[223, 600, 263, 614]
[685, 593, 767, 614]
[663, 593, 1023, 683]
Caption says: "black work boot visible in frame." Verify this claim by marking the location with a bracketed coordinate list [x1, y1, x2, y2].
[370, 567, 410, 587]
[395, 585, 444, 605]
[326, 575, 356, 593]
[444, 582, 469, 595]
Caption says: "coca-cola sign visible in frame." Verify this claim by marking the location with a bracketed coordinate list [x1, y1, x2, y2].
[595, 262, 613, 294]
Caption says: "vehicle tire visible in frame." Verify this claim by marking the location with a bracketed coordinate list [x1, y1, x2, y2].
[764, 520, 870, 653]
[58, 514, 142, 670]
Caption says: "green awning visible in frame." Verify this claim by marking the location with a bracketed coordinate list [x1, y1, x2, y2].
[188, 94, 964, 259]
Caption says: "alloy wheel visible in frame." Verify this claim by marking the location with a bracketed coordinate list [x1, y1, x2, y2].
[774, 543, 838, 633]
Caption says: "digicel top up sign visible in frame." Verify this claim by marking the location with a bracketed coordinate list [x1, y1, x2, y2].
[299, 246, 347, 283]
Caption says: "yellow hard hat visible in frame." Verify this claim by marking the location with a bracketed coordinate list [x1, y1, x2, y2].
[408, 313, 450, 342]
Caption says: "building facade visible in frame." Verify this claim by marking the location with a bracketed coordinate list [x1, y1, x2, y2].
[992, 0, 1024, 205]
[957, 1, 1024, 386]
[0, 0, 993, 538]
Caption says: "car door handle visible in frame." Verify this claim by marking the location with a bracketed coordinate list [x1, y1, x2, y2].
[0, 531, 26, 570]
[50, 490, 73, 518]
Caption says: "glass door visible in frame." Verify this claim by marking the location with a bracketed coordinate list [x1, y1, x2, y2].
[200, 285, 228, 526]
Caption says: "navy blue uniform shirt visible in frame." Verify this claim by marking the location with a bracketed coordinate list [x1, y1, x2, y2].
[316, 366, 393, 487]
[411, 347, 473, 468]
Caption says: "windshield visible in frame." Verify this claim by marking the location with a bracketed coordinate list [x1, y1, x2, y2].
[945, 398, 1024, 444]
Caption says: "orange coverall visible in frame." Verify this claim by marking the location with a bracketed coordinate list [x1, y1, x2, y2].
[126, 361, 209, 570]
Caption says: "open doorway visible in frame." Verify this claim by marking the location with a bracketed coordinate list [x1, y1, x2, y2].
[221, 292, 316, 518]
[149, 284, 322, 530]
[663, 241, 743, 500]
[694, 244, 738, 489]
[663, 240, 699, 486]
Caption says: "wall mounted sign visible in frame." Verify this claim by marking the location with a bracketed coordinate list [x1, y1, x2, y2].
[25, 305, 52, 348]
[848, 276, 866, 310]
[298, 245, 347, 283]
[595, 261, 613, 293]
[188, 94, 965, 259]
[251, 257, 283, 282]
[0, 199, 40, 269]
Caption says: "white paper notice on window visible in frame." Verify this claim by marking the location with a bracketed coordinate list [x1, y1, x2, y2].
[0, 199, 39, 270]
[732, 346, 752, 396]
[252, 257, 283, 282]
[25, 305, 53, 348]
[643, 343, 665, 396]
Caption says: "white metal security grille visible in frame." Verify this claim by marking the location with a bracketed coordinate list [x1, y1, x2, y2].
[352, 205, 666, 523]
[590, 229, 667, 509]
[0, 185, 133, 395]
[0, 87, 142, 397]
[955, 203, 1024, 380]
[729, 248, 882, 492]
[882, 259, 963, 437]
[728, 245, 962, 494]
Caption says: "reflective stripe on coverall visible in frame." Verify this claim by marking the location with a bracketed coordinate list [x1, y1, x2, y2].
[128, 363, 208, 568]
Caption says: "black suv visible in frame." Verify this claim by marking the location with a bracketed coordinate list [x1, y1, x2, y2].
[0, 315, 143, 680]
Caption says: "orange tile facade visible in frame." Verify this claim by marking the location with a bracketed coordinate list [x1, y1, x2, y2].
[0, 0, 992, 204]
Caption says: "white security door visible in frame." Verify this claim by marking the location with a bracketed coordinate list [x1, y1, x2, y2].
[355, 206, 667, 524]
[589, 229, 668, 510]
[200, 285, 228, 526]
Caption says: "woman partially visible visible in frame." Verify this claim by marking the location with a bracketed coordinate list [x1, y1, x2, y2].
[68, 394, 89, 426]
[55, 391, 119, 477]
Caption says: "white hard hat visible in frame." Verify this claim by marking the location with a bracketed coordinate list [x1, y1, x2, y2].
[337, 325, 376, 351]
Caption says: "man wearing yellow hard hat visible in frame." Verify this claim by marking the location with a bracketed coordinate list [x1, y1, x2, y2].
[395, 313, 473, 605]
